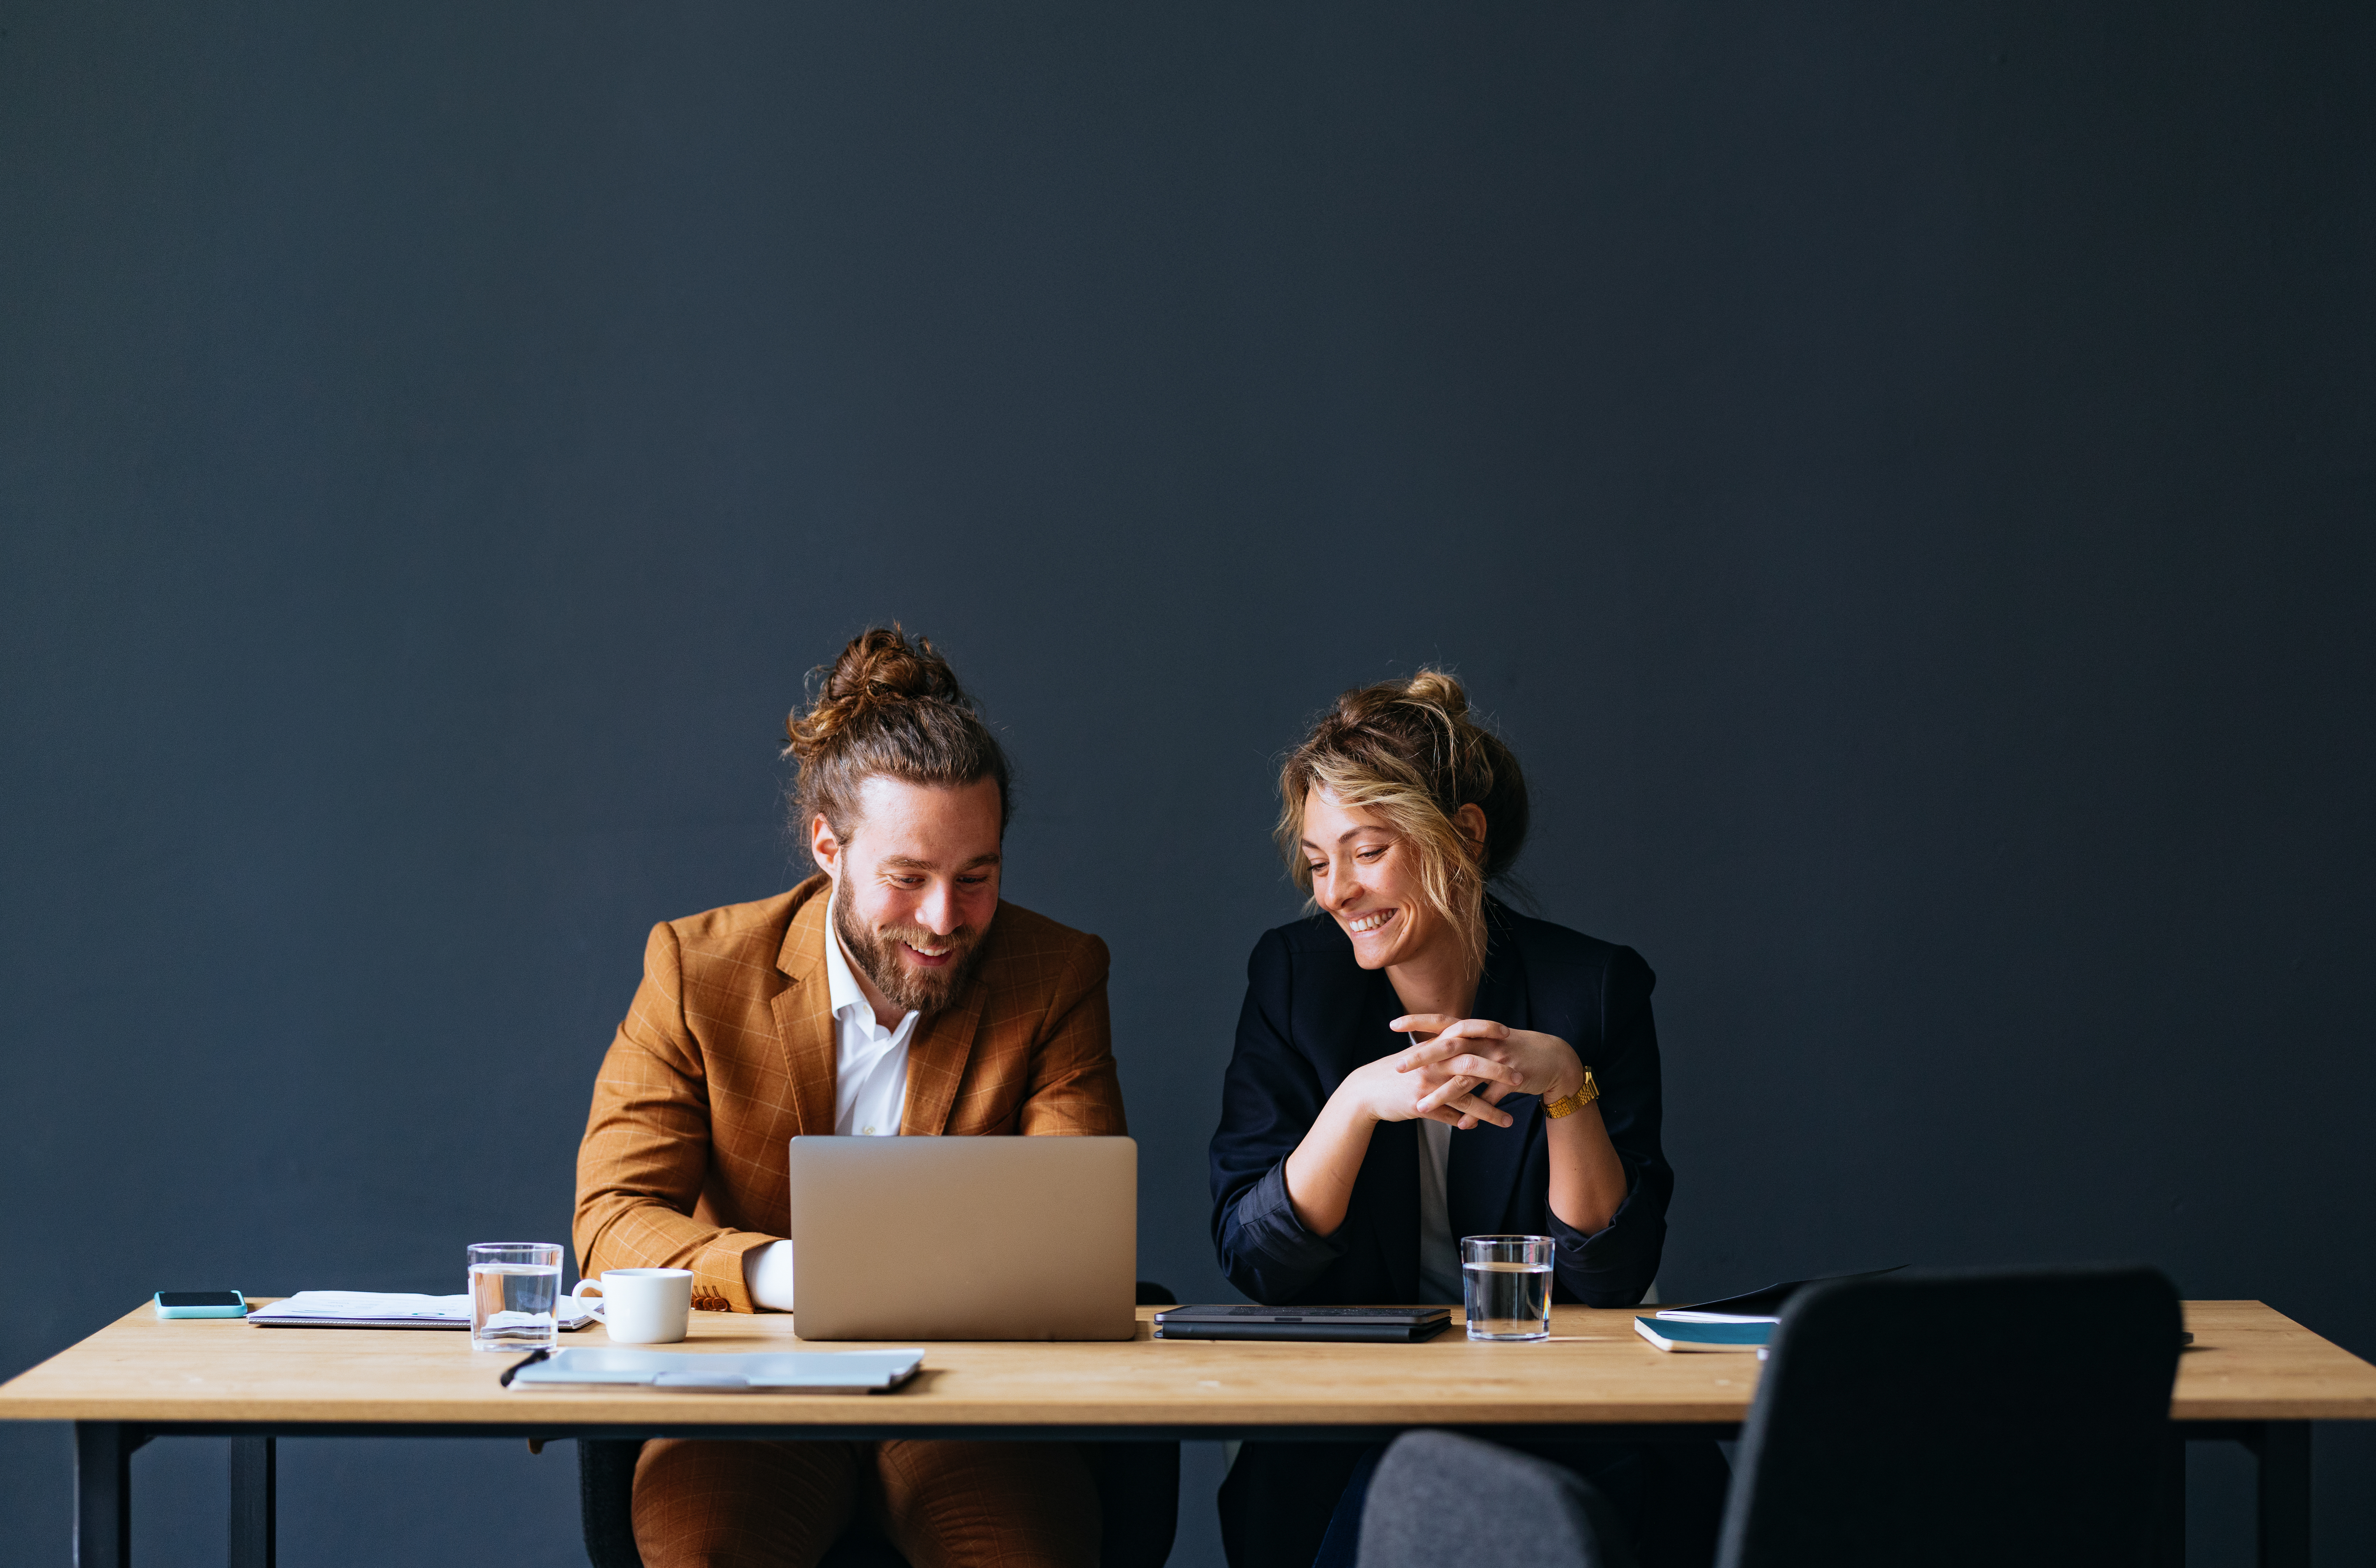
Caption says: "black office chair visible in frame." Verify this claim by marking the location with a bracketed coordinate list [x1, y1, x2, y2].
[1360, 1265, 2185, 1568]
[580, 1283, 1182, 1568]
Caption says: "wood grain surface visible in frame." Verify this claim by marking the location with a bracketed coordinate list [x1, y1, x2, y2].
[1, 1301, 2370, 1427]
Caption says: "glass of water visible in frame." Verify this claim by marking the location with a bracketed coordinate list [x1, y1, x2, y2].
[468, 1242, 563, 1353]
[1462, 1234, 1555, 1341]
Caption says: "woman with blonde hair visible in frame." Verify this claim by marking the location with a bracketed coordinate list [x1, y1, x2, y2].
[1208, 671, 1720, 1568]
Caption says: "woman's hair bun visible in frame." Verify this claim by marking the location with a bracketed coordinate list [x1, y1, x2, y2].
[1328, 667, 1474, 732]
[1394, 668, 1470, 719]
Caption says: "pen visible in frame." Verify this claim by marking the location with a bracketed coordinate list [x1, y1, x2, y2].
[500, 1348, 552, 1388]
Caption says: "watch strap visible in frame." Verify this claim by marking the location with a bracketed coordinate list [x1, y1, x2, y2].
[1542, 1067, 1600, 1119]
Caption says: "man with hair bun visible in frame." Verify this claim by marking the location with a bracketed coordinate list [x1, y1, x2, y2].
[574, 625, 1125, 1568]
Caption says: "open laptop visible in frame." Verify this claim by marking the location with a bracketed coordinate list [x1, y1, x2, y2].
[787, 1134, 1137, 1341]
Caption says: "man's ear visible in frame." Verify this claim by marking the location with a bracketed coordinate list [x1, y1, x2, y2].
[809, 813, 842, 877]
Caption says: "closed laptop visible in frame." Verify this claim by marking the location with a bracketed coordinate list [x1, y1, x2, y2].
[1152, 1305, 1451, 1343]
[787, 1135, 1137, 1342]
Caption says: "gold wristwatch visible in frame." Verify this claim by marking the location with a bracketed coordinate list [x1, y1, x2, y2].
[1542, 1067, 1600, 1119]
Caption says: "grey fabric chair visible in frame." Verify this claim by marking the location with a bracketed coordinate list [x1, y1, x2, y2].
[581, 1282, 1183, 1568]
[1359, 1431, 1640, 1568]
[1358, 1265, 2184, 1568]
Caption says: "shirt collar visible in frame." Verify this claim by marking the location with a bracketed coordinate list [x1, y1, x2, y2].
[823, 889, 915, 1030]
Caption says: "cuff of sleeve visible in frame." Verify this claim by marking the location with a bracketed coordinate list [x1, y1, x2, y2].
[1548, 1166, 1659, 1308]
[1234, 1162, 1348, 1277]
[694, 1231, 780, 1314]
[745, 1239, 796, 1312]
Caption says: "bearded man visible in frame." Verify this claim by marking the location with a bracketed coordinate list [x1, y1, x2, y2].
[573, 626, 1124, 1568]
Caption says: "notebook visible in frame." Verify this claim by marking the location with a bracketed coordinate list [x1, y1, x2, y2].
[1152, 1305, 1452, 1343]
[248, 1292, 597, 1331]
[1633, 1317, 1772, 1353]
[504, 1347, 924, 1393]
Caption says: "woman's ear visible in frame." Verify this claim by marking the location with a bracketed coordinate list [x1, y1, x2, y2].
[1453, 803, 1488, 862]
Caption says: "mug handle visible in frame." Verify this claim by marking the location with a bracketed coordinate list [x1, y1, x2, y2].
[569, 1279, 607, 1318]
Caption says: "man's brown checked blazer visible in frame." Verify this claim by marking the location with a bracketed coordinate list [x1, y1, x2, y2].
[574, 873, 1126, 1313]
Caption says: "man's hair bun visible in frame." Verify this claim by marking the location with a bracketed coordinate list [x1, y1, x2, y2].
[786, 627, 968, 765]
[783, 625, 1012, 836]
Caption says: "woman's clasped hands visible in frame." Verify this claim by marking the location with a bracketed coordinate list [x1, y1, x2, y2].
[1382, 1015, 1588, 1131]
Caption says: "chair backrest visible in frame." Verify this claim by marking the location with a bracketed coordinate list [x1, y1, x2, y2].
[1717, 1264, 2182, 1568]
[1361, 1430, 1638, 1568]
[579, 1438, 643, 1568]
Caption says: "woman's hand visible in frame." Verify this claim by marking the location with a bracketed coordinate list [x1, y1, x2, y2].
[1282, 1037, 1523, 1237]
[1394, 1014, 1627, 1233]
[1334, 1050, 1516, 1131]
[1389, 1015, 1586, 1130]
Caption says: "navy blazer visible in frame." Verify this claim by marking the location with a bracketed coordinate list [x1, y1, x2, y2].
[1209, 903, 1672, 1309]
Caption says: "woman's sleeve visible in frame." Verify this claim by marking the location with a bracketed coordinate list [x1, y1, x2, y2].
[1548, 944, 1673, 1307]
[1208, 931, 1346, 1302]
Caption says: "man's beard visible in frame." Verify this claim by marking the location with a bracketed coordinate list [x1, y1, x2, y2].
[833, 872, 989, 1017]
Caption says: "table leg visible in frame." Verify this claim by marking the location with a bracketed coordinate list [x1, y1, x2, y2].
[231, 1436, 275, 1568]
[2147, 1425, 2184, 1568]
[2252, 1420, 2311, 1568]
[74, 1422, 135, 1568]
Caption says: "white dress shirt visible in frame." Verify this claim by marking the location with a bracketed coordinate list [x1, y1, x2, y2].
[745, 891, 921, 1310]
[823, 894, 919, 1139]
[1418, 1117, 1461, 1303]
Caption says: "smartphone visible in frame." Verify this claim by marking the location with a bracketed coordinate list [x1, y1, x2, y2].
[154, 1290, 249, 1319]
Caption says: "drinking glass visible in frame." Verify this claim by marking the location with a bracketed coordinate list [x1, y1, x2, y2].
[1462, 1234, 1555, 1341]
[468, 1242, 563, 1353]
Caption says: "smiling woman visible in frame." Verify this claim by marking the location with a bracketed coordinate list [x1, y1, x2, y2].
[1273, 669, 1528, 979]
[1207, 671, 1723, 1568]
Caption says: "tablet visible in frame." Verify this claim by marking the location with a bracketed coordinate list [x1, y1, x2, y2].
[1151, 1305, 1452, 1343]
[506, 1347, 924, 1393]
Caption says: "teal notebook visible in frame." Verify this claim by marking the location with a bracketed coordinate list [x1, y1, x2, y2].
[1633, 1316, 1772, 1353]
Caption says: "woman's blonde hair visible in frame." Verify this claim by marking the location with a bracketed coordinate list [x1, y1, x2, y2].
[1275, 669, 1529, 976]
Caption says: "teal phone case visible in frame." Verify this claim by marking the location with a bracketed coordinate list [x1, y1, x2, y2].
[154, 1292, 249, 1319]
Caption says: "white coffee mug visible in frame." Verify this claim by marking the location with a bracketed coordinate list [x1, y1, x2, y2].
[571, 1268, 693, 1345]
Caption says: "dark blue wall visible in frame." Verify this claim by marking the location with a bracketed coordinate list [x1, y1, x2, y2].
[3, 2, 2370, 1563]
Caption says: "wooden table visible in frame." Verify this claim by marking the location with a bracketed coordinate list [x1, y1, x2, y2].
[4, 1300, 2372, 1567]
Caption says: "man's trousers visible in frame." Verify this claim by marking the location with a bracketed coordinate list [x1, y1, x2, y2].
[633, 1436, 1101, 1568]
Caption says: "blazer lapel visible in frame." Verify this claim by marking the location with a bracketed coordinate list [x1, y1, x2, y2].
[900, 975, 988, 1135]
[1449, 926, 1538, 1239]
[771, 887, 840, 1139]
[1356, 969, 1425, 1303]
